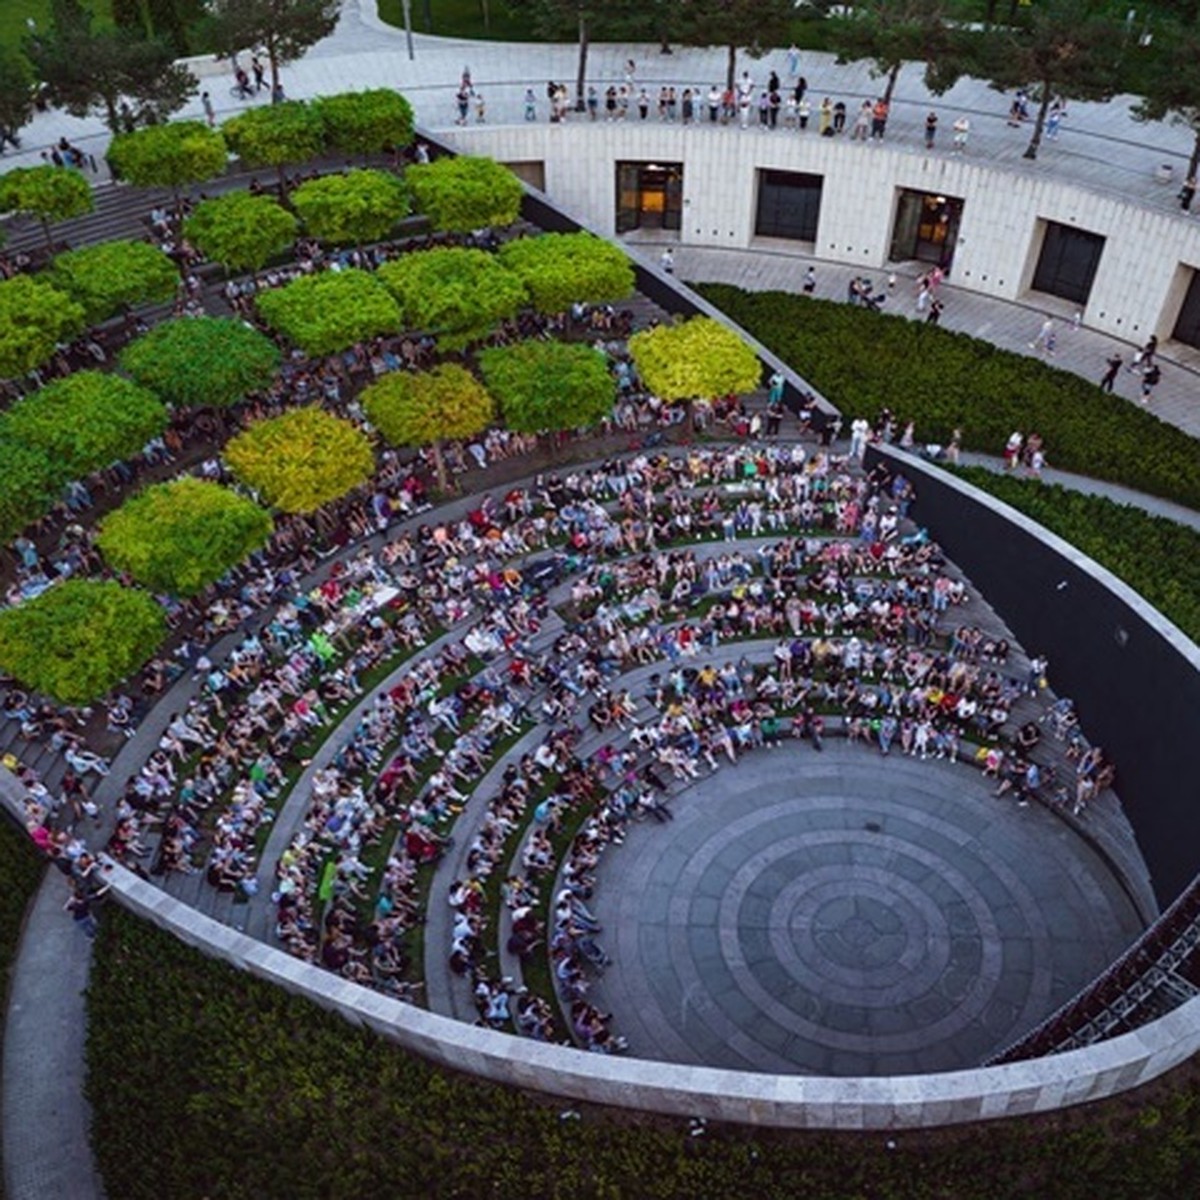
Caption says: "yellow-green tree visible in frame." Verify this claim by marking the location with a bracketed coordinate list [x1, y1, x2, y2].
[498, 233, 634, 314]
[224, 407, 374, 513]
[362, 364, 494, 491]
[629, 316, 761, 429]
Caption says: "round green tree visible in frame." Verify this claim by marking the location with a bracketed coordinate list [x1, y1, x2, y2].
[377, 247, 527, 349]
[0, 372, 167, 479]
[255, 269, 401, 356]
[292, 169, 409, 246]
[0, 580, 165, 704]
[478, 340, 615, 434]
[49, 240, 178, 324]
[224, 407, 374, 513]
[120, 317, 280, 408]
[314, 89, 414, 158]
[0, 441, 63, 545]
[222, 102, 326, 196]
[498, 232, 634, 314]
[98, 478, 273, 596]
[629, 316, 761, 424]
[184, 191, 298, 275]
[0, 275, 86, 380]
[362, 364, 494, 491]
[107, 121, 228, 217]
[406, 156, 523, 233]
[0, 164, 93, 253]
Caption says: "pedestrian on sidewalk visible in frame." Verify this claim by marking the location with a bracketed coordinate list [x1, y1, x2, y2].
[252, 55, 266, 92]
[802, 266, 816, 294]
[1140, 363, 1162, 403]
[1099, 353, 1122, 392]
[524, 88, 537, 121]
[201, 90, 215, 127]
[925, 110, 938, 149]
[926, 298, 945, 325]
[64, 887, 97, 939]
[952, 115, 970, 152]
[1003, 431, 1023, 469]
[660, 248, 674, 274]
[1030, 317, 1055, 352]
[1181, 176, 1197, 212]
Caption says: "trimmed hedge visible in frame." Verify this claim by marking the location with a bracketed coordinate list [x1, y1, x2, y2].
[0, 580, 165, 703]
[47, 239, 179, 324]
[256, 269, 401, 356]
[87, 906, 1200, 1200]
[954, 467, 1200, 645]
[498, 232, 635, 314]
[97, 479, 273, 597]
[698, 284, 1200, 510]
[478, 340, 616, 433]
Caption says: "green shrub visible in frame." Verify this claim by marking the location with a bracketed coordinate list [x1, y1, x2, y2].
[314, 89, 415, 157]
[0, 275, 87, 380]
[629, 315, 761, 402]
[98, 479, 273, 596]
[48, 239, 179, 324]
[119, 317, 280, 409]
[478, 340, 615, 433]
[184, 192, 299, 274]
[406, 155, 523, 232]
[256, 269, 401, 356]
[224, 407, 375, 513]
[0, 372, 167, 480]
[498, 232, 635, 314]
[698, 284, 1200, 510]
[377, 247, 526, 348]
[292, 169, 410, 245]
[953, 467, 1200, 644]
[0, 580, 165, 703]
[86, 906, 1200, 1200]
[0, 441, 63, 545]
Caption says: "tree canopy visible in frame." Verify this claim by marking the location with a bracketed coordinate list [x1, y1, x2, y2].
[224, 406, 375, 513]
[0, 441, 63, 545]
[362, 364, 494, 490]
[376, 247, 527, 348]
[0, 579, 165, 703]
[98, 478, 274, 596]
[0, 164, 94, 252]
[0, 51, 36, 154]
[206, 0, 341, 92]
[314, 89, 415, 157]
[0, 275, 87, 380]
[24, 0, 196, 133]
[184, 191, 298, 273]
[973, 0, 1122, 159]
[1132, 21, 1200, 178]
[107, 121, 228, 211]
[291, 169, 410, 245]
[498, 233, 635, 314]
[120, 317, 281, 408]
[222, 101, 326, 193]
[0, 371, 167, 479]
[677, 0, 795, 89]
[48, 240, 178, 324]
[478, 340, 615, 433]
[629, 316, 761, 401]
[406, 156, 524, 233]
[255, 268, 402, 356]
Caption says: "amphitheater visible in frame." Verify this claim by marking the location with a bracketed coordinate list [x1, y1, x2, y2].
[3, 6, 1200, 1196]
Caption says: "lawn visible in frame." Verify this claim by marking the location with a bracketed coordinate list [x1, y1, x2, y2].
[0, 0, 111, 53]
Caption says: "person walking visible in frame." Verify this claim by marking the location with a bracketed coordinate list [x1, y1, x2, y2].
[1181, 176, 1197, 212]
[925, 110, 938, 149]
[1030, 317, 1055, 352]
[660, 248, 674, 275]
[524, 88, 537, 121]
[952, 114, 970, 152]
[802, 266, 816, 294]
[201, 90, 215, 128]
[1140, 363, 1162, 403]
[926, 298, 945, 325]
[1099, 353, 1122, 392]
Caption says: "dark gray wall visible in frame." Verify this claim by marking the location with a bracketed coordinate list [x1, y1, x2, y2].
[868, 447, 1200, 908]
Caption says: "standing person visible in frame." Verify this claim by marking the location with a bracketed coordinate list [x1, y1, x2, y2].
[1099, 353, 1122, 392]
[952, 114, 970, 152]
[818, 97, 833, 136]
[586, 86, 599, 120]
[924, 110, 938, 149]
[252, 55, 266, 93]
[833, 99, 847, 133]
[1030, 317, 1055, 352]
[768, 370, 785, 405]
[852, 100, 871, 141]
[926, 298, 944, 325]
[201, 90, 215, 128]
[802, 266, 816, 294]
[637, 89, 650, 120]
[660, 248, 674, 275]
[870, 97, 889, 140]
[1181, 176, 1197, 212]
[1140, 363, 1162, 403]
[915, 277, 931, 313]
[787, 44, 801, 78]
[524, 88, 537, 121]
[707, 84, 721, 123]
[455, 87, 470, 125]
[1003, 431, 1023, 469]
[798, 95, 810, 131]
[1045, 101, 1064, 140]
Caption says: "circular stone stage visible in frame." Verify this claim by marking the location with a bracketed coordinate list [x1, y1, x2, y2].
[592, 742, 1144, 1077]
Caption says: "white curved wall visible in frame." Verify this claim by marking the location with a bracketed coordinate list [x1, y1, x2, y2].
[439, 123, 1200, 346]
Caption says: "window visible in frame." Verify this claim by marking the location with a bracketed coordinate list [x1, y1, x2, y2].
[1172, 269, 1200, 350]
[755, 171, 823, 242]
[1031, 222, 1105, 305]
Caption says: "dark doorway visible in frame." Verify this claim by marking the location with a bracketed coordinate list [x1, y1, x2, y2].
[755, 170, 823, 242]
[889, 190, 963, 273]
[1031, 221, 1105, 306]
[1172, 268, 1200, 350]
[616, 161, 683, 234]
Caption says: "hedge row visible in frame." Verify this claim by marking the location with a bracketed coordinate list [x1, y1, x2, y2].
[87, 906, 1200, 1200]
[697, 284, 1200, 511]
[954, 468, 1200, 645]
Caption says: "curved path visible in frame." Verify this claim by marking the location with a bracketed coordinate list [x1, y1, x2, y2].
[590, 742, 1142, 1077]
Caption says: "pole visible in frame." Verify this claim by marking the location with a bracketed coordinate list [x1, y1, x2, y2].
[402, 0, 415, 61]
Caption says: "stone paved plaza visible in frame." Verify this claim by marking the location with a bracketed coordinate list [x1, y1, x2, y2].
[592, 742, 1143, 1077]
